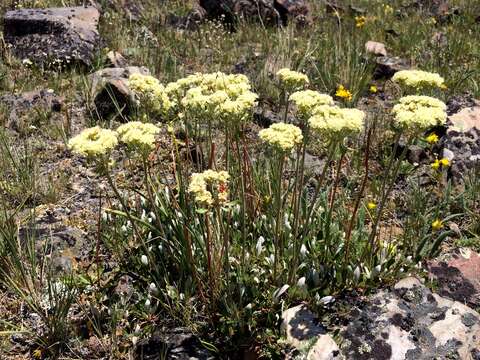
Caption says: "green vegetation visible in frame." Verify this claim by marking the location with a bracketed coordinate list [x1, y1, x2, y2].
[0, 0, 479, 358]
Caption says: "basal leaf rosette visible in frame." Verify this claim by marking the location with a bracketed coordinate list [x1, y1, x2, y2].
[392, 96, 447, 133]
[308, 105, 365, 139]
[289, 90, 334, 119]
[128, 73, 174, 118]
[188, 170, 230, 208]
[68, 126, 118, 160]
[116, 121, 161, 154]
[392, 70, 445, 91]
[259, 123, 303, 153]
[276, 68, 309, 92]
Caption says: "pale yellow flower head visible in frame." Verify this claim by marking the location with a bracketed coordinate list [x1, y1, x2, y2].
[116, 121, 161, 152]
[259, 123, 303, 152]
[276, 68, 309, 92]
[289, 90, 334, 118]
[175, 72, 257, 124]
[188, 170, 229, 207]
[309, 105, 365, 137]
[68, 126, 118, 158]
[128, 73, 173, 116]
[392, 70, 445, 90]
[392, 96, 447, 132]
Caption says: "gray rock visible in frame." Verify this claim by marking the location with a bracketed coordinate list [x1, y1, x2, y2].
[0, 89, 63, 131]
[442, 103, 480, 180]
[341, 276, 480, 359]
[4, 6, 100, 67]
[282, 304, 342, 359]
[106, 50, 128, 68]
[135, 329, 215, 360]
[373, 56, 410, 79]
[365, 41, 387, 57]
[89, 66, 151, 119]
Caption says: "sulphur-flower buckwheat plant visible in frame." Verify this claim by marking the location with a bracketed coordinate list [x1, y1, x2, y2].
[276, 68, 309, 92]
[289, 90, 334, 119]
[258, 123, 303, 152]
[116, 121, 161, 152]
[68, 126, 118, 158]
[309, 105, 365, 137]
[188, 170, 230, 207]
[392, 70, 445, 90]
[392, 95, 447, 132]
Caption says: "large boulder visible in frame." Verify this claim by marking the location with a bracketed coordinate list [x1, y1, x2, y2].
[89, 66, 151, 120]
[199, 0, 309, 25]
[3, 6, 100, 67]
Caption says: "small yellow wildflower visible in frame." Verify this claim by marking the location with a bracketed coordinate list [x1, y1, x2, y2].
[33, 349, 42, 359]
[432, 219, 443, 231]
[440, 158, 450, 166]
[440, 84, 448, 90]
[383, 4, 394, 14]
[369, 85, 378, 94]
[425, 133, 439, 144]
[431, 158, 450, 170]
[335, 85, 353, 101]
[367, 202, 377, 210]
[355, 16, 366, 28]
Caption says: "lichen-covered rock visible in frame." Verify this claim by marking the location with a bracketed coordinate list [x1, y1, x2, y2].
[282, 304, 343, 359]
[428, 251, 480, 308]
[3, 6, 100, 67]
[340, 277, 480, 359]
[442, 100, 480, 180]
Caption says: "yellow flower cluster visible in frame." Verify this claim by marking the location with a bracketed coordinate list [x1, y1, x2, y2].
[276, 68, 309, 92]
[335, 85, 353, 101]
[392, 96, 447, 132]
[308, 105, 365, 137]
[425, 133, 439, 144]
[431, 158, 449, 170]
[117, 121, 161, 152]
[259, 123, 303, 152]
[188, 170, 229, 206]
[432, 219, 443, 231]
[289, 90, 334, 118]
[128, 73, 173, 116]
[392, 70, 445, 90]
[355, 16, 366, 28]
[168, 72, 258, 124]
[68, 126, 118, 158]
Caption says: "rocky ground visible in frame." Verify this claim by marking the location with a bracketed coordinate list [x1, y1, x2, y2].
[0, 0, 479, 359]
